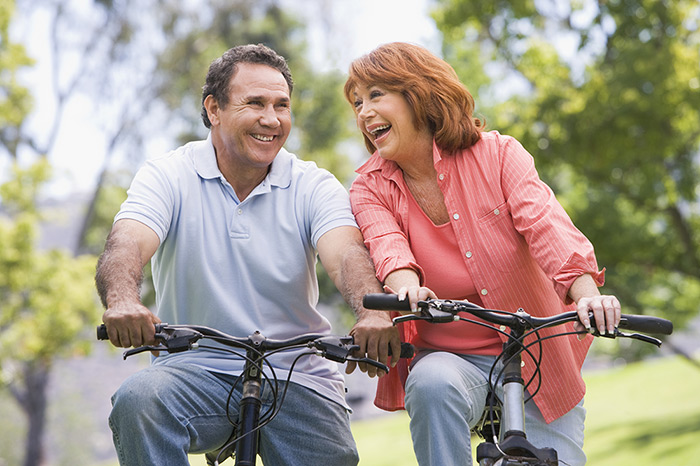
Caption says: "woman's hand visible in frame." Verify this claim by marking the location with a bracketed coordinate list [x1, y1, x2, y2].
[385, 284, 437, 313]
[575, 294, 621, 336]
[569, 274, 621, 338]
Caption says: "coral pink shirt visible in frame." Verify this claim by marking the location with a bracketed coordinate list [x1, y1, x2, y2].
[350, 131, 604, 423]
[406, 192, 502, 355]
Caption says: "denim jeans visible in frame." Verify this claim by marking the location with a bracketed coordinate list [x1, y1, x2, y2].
[404, 351, 586, 466]
[109, 363, 358, 466]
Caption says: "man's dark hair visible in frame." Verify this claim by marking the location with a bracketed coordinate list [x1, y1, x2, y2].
[201, 44, 294, 128]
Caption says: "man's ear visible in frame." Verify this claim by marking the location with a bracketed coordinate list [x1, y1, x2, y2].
[203, 95, 220, 126]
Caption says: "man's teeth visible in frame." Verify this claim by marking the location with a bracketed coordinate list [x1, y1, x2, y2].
[370, 124, 391, 135]
[252, 134, 274, 142]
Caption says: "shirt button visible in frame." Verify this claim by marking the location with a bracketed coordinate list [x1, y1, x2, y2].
[481, 289, 488, 296]
[453, 213, 460, 220]
[465, 251, 473, 258]
[237, 209, 243, 215]
[438, 174, 445, 181]
[494, 208, 500, 215]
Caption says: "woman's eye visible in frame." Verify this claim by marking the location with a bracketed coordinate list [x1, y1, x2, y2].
[370, 90, 383, 99]
[353, 99, 362, 108]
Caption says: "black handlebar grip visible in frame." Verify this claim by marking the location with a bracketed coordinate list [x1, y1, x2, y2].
[363, 293, 411, 311]
[618, 314, 673, 335]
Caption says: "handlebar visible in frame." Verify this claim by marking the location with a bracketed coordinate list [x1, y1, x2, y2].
[362, 293, 674, 340]
[96, 323, 414, 370]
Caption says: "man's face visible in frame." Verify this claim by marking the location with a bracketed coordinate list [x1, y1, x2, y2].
[206, 63, 292, 170]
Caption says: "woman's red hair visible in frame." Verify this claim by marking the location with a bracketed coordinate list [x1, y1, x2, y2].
[344, 42, 484, 155]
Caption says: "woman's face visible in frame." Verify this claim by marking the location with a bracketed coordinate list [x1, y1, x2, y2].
[352, 84, 432, 164]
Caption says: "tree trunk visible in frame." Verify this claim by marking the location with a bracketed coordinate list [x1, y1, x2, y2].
[16, 360, 50, 466]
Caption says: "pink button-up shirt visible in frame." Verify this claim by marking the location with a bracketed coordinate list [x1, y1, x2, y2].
[350, 131, 604, 423]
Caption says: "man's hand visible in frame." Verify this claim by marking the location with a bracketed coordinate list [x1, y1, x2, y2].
[347, 311, 401, 378]
[102, 303, 161, 348]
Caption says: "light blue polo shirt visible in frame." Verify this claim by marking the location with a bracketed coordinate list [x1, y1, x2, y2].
[115, 134, 358, 408]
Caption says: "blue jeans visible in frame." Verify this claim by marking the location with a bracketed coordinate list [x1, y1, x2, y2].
[404, 351, 586, 466]
[109, 363, 358, 466]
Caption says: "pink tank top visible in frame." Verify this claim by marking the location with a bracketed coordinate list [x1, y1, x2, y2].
[407, 192, 502, 355]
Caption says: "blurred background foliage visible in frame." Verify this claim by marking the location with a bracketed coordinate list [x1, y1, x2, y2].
[0, 0, 698, 464]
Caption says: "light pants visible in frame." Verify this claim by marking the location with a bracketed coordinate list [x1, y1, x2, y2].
[109, 363, 358, 466]
[404, 351, 586, 466]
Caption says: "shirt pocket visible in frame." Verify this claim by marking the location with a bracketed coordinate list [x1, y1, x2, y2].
[476, 202, 527, 273]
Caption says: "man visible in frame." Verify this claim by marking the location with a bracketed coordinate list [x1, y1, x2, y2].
[96, 44, 397, 466]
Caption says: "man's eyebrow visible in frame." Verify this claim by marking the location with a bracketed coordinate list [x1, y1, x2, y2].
[244, 94, 290, 103]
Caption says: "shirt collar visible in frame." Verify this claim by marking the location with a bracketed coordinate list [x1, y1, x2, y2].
[194, 133, 292, 189]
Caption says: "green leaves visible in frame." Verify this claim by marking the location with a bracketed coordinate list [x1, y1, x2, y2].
[0, 162, 99, 369]
[433, 0, 700, 327]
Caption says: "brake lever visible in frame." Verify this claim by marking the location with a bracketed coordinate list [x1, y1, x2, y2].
[621, 332, 663, 347]
[588, 328, 663, 347]
[311, 336, 358, 363]
[123, 345, 168, 359]
[347, 356, 390, 373]
[122, 328, 203, 360]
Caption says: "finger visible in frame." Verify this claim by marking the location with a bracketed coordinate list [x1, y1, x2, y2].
[131, 326, 144, 348]
[577, 299, 592, 330]
[406, 287, 420, 312]
[397, 286, 408, 302]
[592, 302, 606, 335]
[366, 339, 380, 378]
[357, 361, 368, 374]
[603, 296, 620, 333]
[345, 360, 357, 375]
[383, 284, 398, 294]
[119, 334, 132, 348]
[389, 338, 401, 368]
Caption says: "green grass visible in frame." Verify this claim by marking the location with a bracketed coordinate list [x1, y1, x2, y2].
[115, 355, 700, 466]
[583, 356, 700, 466]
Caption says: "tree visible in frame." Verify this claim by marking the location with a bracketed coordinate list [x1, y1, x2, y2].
[0, 161, 99, 466]
[433, 0, 700, 339]
[0, 0, 33, 157]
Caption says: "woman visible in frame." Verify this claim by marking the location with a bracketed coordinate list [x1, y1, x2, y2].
[344, 42, 621, 466]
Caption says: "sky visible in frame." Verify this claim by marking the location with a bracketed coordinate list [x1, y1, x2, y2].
[7, 0, 440, 197]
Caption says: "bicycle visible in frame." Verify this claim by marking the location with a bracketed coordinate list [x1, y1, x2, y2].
[97, 323, 414, 466]
[362, 293, 673, 466]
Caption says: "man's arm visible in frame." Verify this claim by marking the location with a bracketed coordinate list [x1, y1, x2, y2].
[316, 226, 401, 377]
[95, 218, 161, 348]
